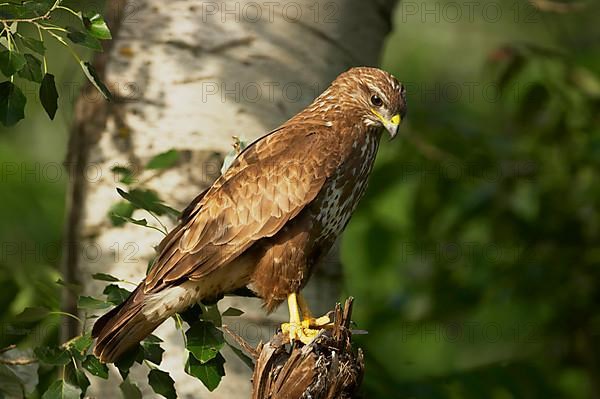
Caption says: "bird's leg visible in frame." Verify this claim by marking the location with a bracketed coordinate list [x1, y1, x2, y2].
[297, 294, 332, 328]
[280, 293, 320, 344]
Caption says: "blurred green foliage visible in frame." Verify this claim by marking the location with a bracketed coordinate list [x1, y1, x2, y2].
[342, 0, 600, 397]
[0, 4, 87, 350]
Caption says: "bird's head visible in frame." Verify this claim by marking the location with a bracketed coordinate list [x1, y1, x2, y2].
[333, 67, 407, 139]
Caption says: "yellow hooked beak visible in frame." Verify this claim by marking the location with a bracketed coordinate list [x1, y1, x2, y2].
[372, 110, 402, 139]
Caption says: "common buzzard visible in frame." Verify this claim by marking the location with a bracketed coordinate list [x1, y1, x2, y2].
[93, 67, 407, 363]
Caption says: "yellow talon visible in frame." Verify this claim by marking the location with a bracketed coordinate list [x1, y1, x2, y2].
[281, 322, 319, 345]
[306, 314, 332, 328]
[281, 293, 334, 345]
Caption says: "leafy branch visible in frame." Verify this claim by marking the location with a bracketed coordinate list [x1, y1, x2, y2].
[0, 0, 112, 126]
[3, 271, 248, 398]
[0, 139, 255, 397]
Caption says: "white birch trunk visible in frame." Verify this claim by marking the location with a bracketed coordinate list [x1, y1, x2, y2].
[63, 0, 398, 397]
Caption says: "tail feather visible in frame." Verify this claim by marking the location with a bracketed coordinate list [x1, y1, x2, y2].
[92, 284, 162, 363]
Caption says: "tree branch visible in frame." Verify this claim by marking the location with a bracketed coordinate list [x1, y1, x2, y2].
[0, 0, 61, 23]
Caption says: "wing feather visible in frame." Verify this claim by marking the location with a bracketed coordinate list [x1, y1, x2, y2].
[144, 124, 337, 292]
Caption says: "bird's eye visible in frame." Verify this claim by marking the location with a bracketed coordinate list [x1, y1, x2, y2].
[370, 95, 383, 107]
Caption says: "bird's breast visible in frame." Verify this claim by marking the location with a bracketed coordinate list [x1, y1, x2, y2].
[312, 133, 380, 242]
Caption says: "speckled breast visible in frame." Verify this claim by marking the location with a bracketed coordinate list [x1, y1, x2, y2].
[311, 132, 380, 244]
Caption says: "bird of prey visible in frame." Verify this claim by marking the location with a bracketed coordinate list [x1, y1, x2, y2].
[92, 67, 407, 363]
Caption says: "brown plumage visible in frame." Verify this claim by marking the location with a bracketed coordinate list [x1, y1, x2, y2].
[92, 67, 407, 363]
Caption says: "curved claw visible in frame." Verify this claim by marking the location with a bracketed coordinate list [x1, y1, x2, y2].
[282, 293, 333, 345]
[304, 312, 333, 328]
[281, 322, 320, 345]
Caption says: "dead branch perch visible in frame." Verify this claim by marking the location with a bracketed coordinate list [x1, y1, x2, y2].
[250, 298, 364, 399]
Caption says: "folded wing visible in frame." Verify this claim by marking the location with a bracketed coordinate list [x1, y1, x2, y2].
[144, 125, 339, 293]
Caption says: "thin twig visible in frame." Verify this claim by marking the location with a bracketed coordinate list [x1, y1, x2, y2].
[48, 310, 83, 324]
[0, 357, 37, 365]
[0, 345, 16, 355]
[0, 345, 37, 365]
[222, 324, 260, 360]
[39, 26, 81, 63]
[145, 211, 168, 236]
[0, 0, 61, 23]
[36, 25, 48, 74]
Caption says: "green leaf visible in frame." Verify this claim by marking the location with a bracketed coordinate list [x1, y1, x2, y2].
[39, 73, 58, 120]
[66, 26, 102, 51]
[82, 355, 109, 379]
[0, 1, 53, 20]
[126, 216, 148, 226]
[34, 346, 71, 366]
[69, 334, 93, 354]
[17, 53, 43, 83]
[41, 380, 81, 399]
[144, 334, 163, 343]
[111, 166, 136, 184]
[17, 34, 45, 55]
[222, 307, 244, 317]
[77, 295, 110, 310]
[146, 149, 180, 170]
[83, 12, 112, 40]
[113, 214, 149, 228]
[179, 304, 202, 325]
[81, 61, 112, 100]
[571, 67, 600, 97]
[0, 5, 34, 20]
[56, 278, 82, 295]
[517, 83, 550, 125]
[116, 188, 180, 217]
[103, 284, 131, 305]
[119, 378, 142, 399]
[114, 345, 142, 378]
[226, 342, 254, 369]
[14, 306, 50, 322]
[148, 369, 177, 399]
[185, 352, 225, 392]
[0, 81, 26, 126]
[64, 363, 90, 398]
[0, 50, 26, 76]
[91, 272, 120, 282]
[185, 321, 225, 363]
[68, 333, 93, 360]
[108, 200, 135, 226]
[200, 303, 222, 326]
[141, 335, 164, 365]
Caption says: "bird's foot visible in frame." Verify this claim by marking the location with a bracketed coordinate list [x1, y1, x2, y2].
[283, 293, 335, 344]
[281, 322, 320, 345]
[281, 312, 334, 345]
